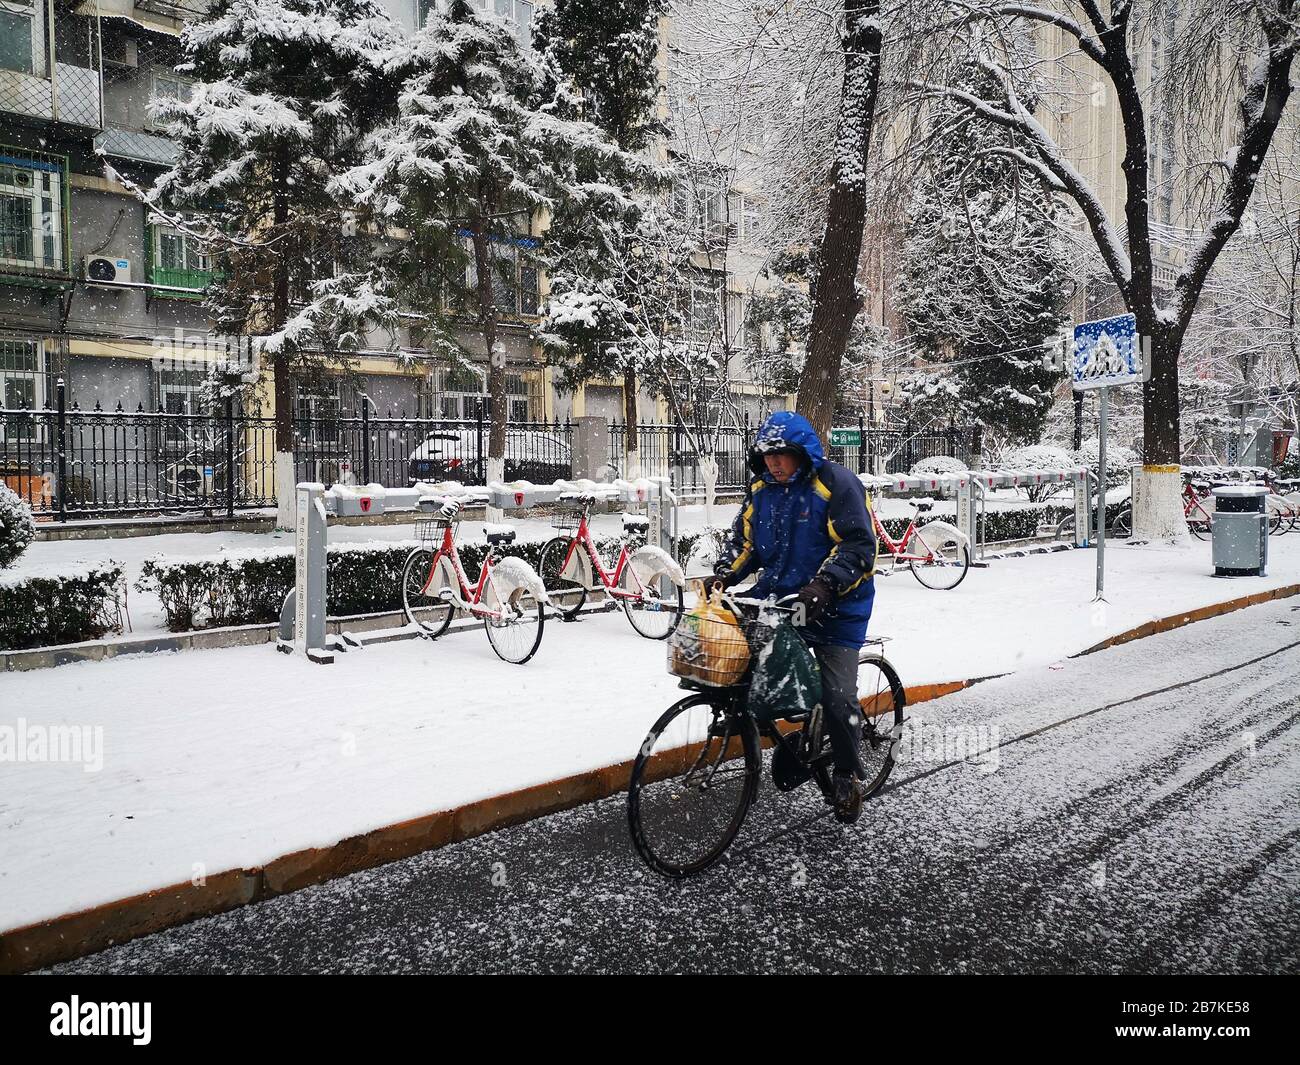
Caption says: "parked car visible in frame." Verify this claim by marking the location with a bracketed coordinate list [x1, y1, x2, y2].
[407, 429, 572, 485]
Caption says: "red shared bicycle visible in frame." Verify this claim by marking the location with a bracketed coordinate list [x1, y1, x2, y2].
[870, 498, 972, 590]
[538, 493, 684, 639]
[400, 500, 547, 664]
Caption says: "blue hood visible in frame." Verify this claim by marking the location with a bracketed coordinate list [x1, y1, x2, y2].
[748, 410, 826, 476]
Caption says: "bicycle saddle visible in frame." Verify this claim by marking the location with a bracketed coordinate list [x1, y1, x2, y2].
[485, 526, 517, 546]
[908, 499, 935, 513]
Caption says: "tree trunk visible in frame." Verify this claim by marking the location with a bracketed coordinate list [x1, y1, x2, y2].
[623, 363, 639, 471]
[796, 0, 882, 440]
[1132, 327, 1187, 541]
[272, 148, 295, 530]
[470, 223, 505, 464]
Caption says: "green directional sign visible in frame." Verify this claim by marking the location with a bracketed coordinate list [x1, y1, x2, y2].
[829, 427, 861, 447]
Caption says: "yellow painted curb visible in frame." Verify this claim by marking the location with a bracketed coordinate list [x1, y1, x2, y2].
[1077, 582, 1300, 656]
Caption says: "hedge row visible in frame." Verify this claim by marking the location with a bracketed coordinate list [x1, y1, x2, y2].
[0, 565, 125, 651]
[137, 534, 641, 633]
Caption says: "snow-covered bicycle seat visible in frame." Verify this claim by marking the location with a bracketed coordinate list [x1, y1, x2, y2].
[484, 523, 517, 546]
[907, 498, 936, 513]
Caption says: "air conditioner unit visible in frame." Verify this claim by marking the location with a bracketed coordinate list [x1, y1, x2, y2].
[85, 255, 131, 283]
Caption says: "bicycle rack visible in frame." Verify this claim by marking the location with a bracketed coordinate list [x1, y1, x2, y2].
[278, 477, 678, 664]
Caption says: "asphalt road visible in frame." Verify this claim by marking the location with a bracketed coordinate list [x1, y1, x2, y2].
[49, 599, 1300, 974]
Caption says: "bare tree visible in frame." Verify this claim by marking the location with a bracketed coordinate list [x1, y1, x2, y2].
[905, 0, 1299, 538]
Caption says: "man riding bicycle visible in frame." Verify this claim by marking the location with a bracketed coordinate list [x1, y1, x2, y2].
[711, 410, 878, 824]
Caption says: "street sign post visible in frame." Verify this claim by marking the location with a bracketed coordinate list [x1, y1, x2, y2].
[829, 427, 861, 448]
[1073, 313, 1147, 602]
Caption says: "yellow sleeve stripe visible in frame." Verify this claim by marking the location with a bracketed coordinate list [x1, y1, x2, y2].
[811, 475, 832, 501]
[827, 517, 843, 544]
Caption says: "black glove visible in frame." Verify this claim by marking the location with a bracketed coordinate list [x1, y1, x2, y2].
[794, 576, 835, 624]
[705, 564, 735, 596]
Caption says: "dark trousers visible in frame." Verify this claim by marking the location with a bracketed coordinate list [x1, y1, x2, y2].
[814, 644, 864, 779]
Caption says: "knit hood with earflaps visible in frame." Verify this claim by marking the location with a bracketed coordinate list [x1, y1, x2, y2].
[748, 410, 827, 477]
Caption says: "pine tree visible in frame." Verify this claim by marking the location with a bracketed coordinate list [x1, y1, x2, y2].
[892, 42, 1071, 445]
[152, 0, 405, 525]
[345, 1, 647, 482]
[533, 0, 666, 463]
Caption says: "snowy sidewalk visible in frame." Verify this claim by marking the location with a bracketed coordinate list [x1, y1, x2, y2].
[1, 534, 1298, 934]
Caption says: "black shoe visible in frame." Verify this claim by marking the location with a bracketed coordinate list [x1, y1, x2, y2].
[832, 772, 864, 824]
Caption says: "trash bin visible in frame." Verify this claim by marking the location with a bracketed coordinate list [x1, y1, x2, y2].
[1210, 485, 1268, 577]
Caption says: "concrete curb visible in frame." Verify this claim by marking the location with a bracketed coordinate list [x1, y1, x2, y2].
[2, 585, 1295, 973]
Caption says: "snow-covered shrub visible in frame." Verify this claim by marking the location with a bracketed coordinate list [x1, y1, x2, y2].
[138, 532, 640, 632]
[0, 482, 36, 569]
[999, 444, 1075, 471]
[1074, 440, 1137, 488]
[0, 563, 124, 651]
[909, 455, 968, 476]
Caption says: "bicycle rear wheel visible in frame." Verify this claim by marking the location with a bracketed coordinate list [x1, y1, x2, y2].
[908, 537, 970, 590]
[619, 566, 683, 640]
[1187, 512, 1210, 540]
[538, 536, 587, 617]
[402, 549, 455, 638]
[483, 586, 545, 664]
[627, 693, 759, 878]
[856, 653, 906, 799]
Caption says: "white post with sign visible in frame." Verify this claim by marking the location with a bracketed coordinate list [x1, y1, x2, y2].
[1071, 313, 1148, 600]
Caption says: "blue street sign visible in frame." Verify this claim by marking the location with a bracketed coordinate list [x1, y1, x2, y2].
[1072, 313, 1143, 390]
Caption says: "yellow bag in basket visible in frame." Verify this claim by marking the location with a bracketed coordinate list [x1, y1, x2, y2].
[670, 583, 750, 685]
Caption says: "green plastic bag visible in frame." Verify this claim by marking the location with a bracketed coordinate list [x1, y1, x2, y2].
[747, 620, 822, 722]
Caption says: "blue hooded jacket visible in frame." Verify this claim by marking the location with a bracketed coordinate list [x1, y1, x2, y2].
[717, 411, 877, 648]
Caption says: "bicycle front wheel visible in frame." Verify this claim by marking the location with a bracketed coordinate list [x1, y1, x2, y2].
[619, 566, 683, 640]
[909, 536, 970, 590]
[483, 585, 545, 664]
[627, 694, 759, 879]
[1187, 512, 1210, 540]
[538, 536, 587, 618]
[856, 653, 906, 799]
[402, 549, 455, 638]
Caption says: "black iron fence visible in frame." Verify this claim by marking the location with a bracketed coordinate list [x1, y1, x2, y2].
[609, 420, 752, 491]
[1, 386, 275, 520]
[297, 407, 573, 489]
[828, 421, 983, 476]
[1, 389, 979, 520]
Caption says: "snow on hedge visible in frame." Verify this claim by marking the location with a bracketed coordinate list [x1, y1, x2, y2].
[0, 482, 36, 569]
[910, 455, 969, 476]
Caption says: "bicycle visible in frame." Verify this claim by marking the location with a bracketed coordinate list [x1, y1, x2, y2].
[537, 492, 684, 640]
[627, 594, 906, 878]
[871, 498, 971, 590]
[1054, 495, 1132, 541]
[1182, 479, 1216, 540]
[400, 499, 546, 664]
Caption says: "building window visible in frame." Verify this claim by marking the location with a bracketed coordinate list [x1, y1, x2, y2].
[675, 165, 731, 241]
[455, 229, 541, 319]
[0, 1, 37, 75]
[295, 380, 344, 448]
[147, 69, 195, 132]
[418, 0, 533, 47]
[148, 215, 211, 295]
[0, 337, 40, 439]
[681, 271, 726, 344]
[0, 150, 65, 273]
[434, 366, 534, 420]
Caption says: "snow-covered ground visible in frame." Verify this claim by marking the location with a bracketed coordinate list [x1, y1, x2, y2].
[1, 533, 1297, 933]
